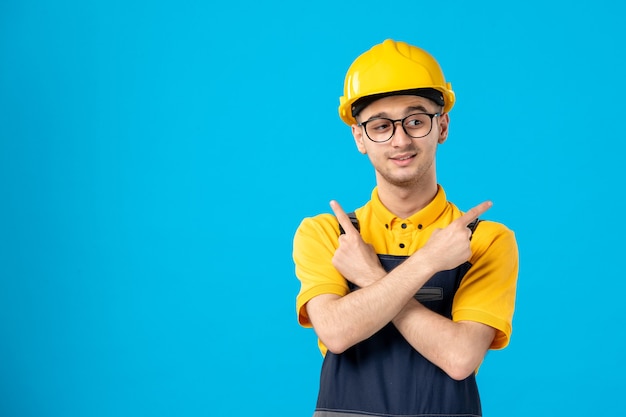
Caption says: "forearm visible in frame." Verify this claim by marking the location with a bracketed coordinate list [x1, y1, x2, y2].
[307, 254, 436, 354]
[392, 298, 496, 380]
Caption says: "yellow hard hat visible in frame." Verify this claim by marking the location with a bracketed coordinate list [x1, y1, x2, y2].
[338, 39, 455, 126]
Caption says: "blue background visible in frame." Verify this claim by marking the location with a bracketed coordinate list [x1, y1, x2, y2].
[1, 0, 624, 415]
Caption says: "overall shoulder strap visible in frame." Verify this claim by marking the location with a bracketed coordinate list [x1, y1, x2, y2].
[467, 218, 480, 233]
[338, 212, 360, 235]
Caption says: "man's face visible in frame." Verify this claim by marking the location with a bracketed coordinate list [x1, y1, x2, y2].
[351, 95, 449, 189]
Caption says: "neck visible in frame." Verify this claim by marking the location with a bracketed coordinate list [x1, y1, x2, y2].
[376, 179, 439, 219]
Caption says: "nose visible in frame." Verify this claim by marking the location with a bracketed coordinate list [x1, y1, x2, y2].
[389, 121, 413, 147]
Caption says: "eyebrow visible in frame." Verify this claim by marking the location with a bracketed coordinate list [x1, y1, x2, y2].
[366, 105, 431, 120]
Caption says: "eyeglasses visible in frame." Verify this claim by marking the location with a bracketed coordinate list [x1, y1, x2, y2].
[358, 113, 440, 143]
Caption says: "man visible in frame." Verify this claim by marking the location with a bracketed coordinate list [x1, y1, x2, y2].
[293, 39, 518, 417]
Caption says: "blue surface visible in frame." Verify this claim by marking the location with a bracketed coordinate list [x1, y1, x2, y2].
[1, 1, 624, 415]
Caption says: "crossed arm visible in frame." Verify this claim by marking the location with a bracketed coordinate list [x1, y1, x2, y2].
[305, 200, 496, 381]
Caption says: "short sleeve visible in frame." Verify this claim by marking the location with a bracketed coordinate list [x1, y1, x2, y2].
[293, 214, 349, 327]
[452, 221, 519, 350]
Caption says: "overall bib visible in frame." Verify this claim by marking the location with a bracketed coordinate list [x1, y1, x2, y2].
[314, 216, 482, 417]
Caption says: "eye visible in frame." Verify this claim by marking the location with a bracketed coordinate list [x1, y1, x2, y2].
[405, 115, 425, 127]
[368, 119, 392, 131]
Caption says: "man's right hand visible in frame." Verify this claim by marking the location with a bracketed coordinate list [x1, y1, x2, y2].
[330, 200, 385, 288]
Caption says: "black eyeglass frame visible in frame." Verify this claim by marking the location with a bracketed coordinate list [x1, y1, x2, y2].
[357, 112, 441, 143]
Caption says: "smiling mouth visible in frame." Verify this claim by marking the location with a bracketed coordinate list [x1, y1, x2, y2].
[391, 154, 416, 161]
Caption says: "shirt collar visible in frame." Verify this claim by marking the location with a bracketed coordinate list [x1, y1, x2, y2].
[370, 185, 448, 229]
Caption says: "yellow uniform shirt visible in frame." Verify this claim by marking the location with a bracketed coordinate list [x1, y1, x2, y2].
[294, 185, 518, 355]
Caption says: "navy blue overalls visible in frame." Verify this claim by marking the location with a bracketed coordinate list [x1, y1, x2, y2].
[314, 215, 482, 417]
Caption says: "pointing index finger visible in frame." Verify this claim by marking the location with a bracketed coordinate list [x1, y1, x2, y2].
[455, 200, 493, 227]
[330, 200, 358, 236]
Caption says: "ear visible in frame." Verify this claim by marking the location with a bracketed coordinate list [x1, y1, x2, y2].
[437, 112, 450, 144]
[352, 124, 368, 154]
